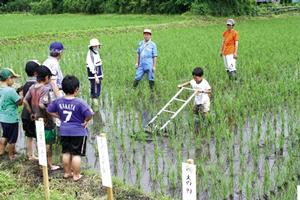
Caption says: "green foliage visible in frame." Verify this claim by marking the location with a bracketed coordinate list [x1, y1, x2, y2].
[62, 0, 85, 13]
[0, 0, 31, 12]
[0, 14, 299, 199]
[51, 0, 63, 13]
[0, 171, 17, 195]
[191, 2, 210, 15]
[30, 0, 52, 15]
[0, 0, 260, 16]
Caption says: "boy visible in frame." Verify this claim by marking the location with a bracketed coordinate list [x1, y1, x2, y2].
[220, 19, 239, 80]
[178, 67, 211, 133]
[0, 68, 22, 160]
[21, 60, 40, 160]
[47, 75, 93, 181]
[23, 65, 60, 170]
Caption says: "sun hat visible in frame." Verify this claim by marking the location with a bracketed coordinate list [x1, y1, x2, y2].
[89, 38, 101, 47]
[49, 42, 64, 53]
[227, 19, 235, 26]
[143, 29, 152, 34]
[0, 68, 20, 81]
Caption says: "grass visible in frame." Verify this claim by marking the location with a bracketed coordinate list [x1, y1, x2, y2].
[0, 13, 299, 199]
[0, 14, 191, 38]
[0, 155, 171, 200]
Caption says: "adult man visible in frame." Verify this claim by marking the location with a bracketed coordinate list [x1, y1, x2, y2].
[220, 19, 239, 80]
[133, 29, 158, 90]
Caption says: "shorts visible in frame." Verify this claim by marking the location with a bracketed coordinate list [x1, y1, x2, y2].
[1, 122, 19, 144]
[45, 129, 56, 144]
[193, 103, 210, 115]
[223, 54, 236, 72]
[61, 136, 87, 156]
[22, 118, 36, 138]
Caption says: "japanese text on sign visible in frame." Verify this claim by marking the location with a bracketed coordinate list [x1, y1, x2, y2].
[182, 162, 196, 200]
[35, 119, 47, 166]
[97, 135, 112, 188]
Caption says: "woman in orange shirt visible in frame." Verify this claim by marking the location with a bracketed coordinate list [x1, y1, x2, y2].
[220, 19, 239, 80]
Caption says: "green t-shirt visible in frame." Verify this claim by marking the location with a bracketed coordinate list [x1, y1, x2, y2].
[0, 86, 20, 123]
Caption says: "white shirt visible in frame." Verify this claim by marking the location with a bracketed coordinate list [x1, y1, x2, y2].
[43, 56, 63, 87]
[190, 79, 211, 105]
[86, 49, 102, 74]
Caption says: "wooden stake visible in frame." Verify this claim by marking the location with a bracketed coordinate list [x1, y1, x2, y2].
[42, 166, 50, 200]
[187, 159, 194, 164]
[107, 187, 114, 200]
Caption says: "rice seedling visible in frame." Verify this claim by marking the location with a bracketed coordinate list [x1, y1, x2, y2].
[0, 13, 299, 199]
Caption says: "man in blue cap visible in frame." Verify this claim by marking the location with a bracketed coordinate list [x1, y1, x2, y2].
[43, 41, 64, 98]
[133, 29, 158, 90]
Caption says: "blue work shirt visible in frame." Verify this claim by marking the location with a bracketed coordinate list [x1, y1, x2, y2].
[137, 40, 158, 70]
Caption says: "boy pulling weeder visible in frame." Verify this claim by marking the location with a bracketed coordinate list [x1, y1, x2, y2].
[145, 67, 211, 134]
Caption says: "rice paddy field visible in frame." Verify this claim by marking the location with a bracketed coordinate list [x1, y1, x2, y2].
[0, 13, 299, 199]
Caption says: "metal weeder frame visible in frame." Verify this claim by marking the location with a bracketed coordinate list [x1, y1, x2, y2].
[145, 87, 197, 132]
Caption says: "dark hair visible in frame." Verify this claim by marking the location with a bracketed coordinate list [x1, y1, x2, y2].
[25, 61, 39, 76]
[37, 76, 48, 82]
[50, 51, 61, 57]
[192, 67, 204, 77]
[36, 65, 52, 82]
[62, 75, 80, 94]
[89, 46, 97, 54]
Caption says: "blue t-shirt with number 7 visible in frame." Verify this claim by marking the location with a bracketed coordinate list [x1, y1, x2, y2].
[47, 97, 94, 136]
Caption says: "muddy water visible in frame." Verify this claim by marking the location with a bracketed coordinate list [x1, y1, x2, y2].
[15, 102, 298, 200]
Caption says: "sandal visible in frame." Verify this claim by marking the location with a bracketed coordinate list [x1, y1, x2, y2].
[50, 165, 61, 171]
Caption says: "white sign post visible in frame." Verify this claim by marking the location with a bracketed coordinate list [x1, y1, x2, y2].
[297, 185, 300, 200]
[35, 118, 49, 200]
[182, 159, 196, 200]
[97, 133, 113, 200]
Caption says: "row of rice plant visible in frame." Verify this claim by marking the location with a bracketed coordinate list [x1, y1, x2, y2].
[1, 14, 299, 199]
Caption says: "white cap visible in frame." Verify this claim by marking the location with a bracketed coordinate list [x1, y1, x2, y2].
[227, 19, 235, 26]
[143, 29, 152, 34]
[88, 38, 101, 47]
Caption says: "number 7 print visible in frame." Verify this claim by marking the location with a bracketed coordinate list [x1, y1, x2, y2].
[63, 110, 72, 123]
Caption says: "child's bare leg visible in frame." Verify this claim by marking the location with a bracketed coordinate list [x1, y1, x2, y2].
[72, 155, 82, 181]
[8, 143, 15, 160]
[27, 137, 37, 160]
[0, 138, 7, 155]
[46, 144, 53, 167]
[62, 153, 72, 178]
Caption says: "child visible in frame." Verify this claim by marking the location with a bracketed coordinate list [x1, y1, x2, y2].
[47, 75, 93, 181]
[21, 60, 40, 160]
[43, 41, 64, 98]
[86, 38, 103, 106]
[177, 67, 211, 133]
[23, 65, 60, 170]
[0, 68, 22, 160]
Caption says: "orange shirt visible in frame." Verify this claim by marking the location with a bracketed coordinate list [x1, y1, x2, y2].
[222, 30, 239, 56]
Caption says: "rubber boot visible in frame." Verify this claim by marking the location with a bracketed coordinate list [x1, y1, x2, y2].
[194, 115, 200, 134]
[149, 80, 155, 90]
[133, 80, 139, 88]
[231, 70, 237, 80]
[228, 70, 237, 80]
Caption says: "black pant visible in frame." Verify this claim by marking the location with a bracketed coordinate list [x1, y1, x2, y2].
[90, 79, 102, 98]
